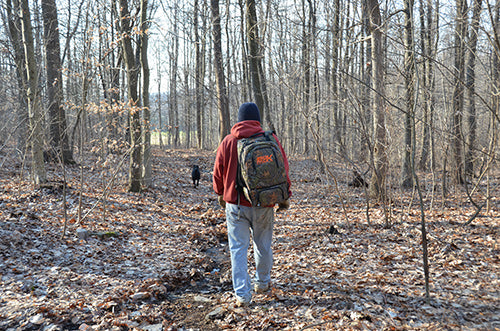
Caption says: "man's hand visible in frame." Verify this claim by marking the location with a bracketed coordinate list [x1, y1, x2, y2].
[276, 200, 289, 212]
[218, 195, 226, 209]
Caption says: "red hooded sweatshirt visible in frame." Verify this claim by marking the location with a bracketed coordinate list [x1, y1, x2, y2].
[213, 120, 291, 207]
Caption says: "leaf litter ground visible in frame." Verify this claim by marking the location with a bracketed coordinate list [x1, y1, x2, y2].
[0, 148, 498, 330]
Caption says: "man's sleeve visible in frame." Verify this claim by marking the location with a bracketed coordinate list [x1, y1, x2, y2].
[213, 142, 225, 196]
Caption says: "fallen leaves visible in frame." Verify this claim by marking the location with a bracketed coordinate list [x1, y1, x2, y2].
[0, 149, 498, 330]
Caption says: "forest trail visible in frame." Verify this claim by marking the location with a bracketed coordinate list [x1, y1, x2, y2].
[0, 148, 498, 330]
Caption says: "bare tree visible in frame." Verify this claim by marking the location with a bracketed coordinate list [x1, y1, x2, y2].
[156, 48, 163, 148]
[465, 0, 483, 176]
[330, 0, 342, 156]
[238, 0, 251, 102]
[244, 0, 274, 131]
[402, 0, 415, 188]
[301, 0, 310, 155]
[5, 0, 28, 152]
[486, 0, 499, 212]
[452, 0, 468, 184]
[360, 0, 372, 162]
[97, 2, 121, 144]
[211, 0, 230, 142]
[168, 2, 179, 147]
[308, 0, 322, 166]
[20, 0, 46, 185]
[118, 0, 142, 192]
[41, 0, 74, 164]
[245, 0, 262, 114]
[194, 0, 205, 148]
[109, 1, 122, 142]
[140, 0, 152, 187]
[418, 0, 438, 172]
[366, 0, 387, 200]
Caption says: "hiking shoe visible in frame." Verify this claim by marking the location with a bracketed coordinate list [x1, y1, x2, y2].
[254, 283, 270, 294]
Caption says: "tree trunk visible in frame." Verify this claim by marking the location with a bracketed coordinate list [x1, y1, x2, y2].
[308, 0, 322, 165]
[245, 0, 274, 130]
[324, 4, 332, 150]
[402, 0, 415, 188]
[301, 0, 310, 155]
[108, 2, 122, 142]
[367, 0, 387, 201]
[331, 0, 342, 156]
[184, 64, 190, 148]
[110, 60, 122, 141]
[452, 0, 468, 185]
[118, 0, 142, 192]
[238, 0, 250, 102]
[41, 0, 74, 164]
[465, 0, 483, 176]
[420, 0, 439, 178]
[244, 0, 262, 108]
[486, 0, 500, 212]
[140, 0, 151, 187]
[157, 66, 163, 148]
[6, 0, 29, 152]
[418, 0, 432, 170]
[20, 0, 46, 185]
[211, 0, 230, 142]
[360, 0, 372, 162]
[169, 3, 179, 147]
[110, 54, 121, 142]
[194, 0, 204, 149]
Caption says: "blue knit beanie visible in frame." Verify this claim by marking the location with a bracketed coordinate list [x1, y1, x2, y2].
[238, 102, 261, 122]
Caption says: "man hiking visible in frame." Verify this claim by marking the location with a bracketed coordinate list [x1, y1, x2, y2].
[213, 102, 291, 307]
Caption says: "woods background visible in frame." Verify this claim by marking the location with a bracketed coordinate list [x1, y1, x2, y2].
[0, 0, 499, 201]
[0, 0, 499, 329]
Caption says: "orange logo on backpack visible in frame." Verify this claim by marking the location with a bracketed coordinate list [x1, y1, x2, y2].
[256, 154, 273, 165]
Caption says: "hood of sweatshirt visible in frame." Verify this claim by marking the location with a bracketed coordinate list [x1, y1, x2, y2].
[230, 120, 263, 139]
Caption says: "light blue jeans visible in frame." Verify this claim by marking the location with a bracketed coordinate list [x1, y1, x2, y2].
[226, 203, 274, 303]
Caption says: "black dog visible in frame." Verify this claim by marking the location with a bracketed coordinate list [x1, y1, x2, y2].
[191, 165, 201, 188]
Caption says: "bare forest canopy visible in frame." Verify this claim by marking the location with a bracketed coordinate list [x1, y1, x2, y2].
[0, 0, 499, 193]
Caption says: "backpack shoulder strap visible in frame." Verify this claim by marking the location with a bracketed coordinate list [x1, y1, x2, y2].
[264, 130, 278, 142]
[248, 131, 266, 139]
